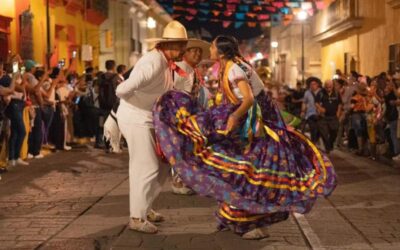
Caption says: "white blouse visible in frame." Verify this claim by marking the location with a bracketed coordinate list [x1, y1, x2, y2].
[227, 62, 264, 99]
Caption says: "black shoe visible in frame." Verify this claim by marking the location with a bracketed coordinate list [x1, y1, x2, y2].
[0, 168, 8, 174]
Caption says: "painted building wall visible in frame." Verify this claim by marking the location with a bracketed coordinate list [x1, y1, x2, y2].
[1, 0, 100, 73]
[99, 0, 131, 71]
[271, 19, 322, 87]
[318, 0, 400, 79]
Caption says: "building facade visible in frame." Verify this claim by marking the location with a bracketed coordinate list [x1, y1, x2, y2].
[314, 0, 400, 79]
[0, 0, 106, 73]
[271, 20, 322, 87]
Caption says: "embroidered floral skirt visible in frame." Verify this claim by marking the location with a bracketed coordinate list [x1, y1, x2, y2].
[153, 90, 337, 234]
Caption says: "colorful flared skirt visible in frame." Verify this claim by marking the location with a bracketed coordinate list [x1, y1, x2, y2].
[153, 90, 337, 234]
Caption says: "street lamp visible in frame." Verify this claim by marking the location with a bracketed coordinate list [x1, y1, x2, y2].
[297, 10, 308, 86]
[271, 41, 278, 81]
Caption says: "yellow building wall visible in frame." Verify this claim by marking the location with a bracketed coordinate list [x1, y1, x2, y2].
[320, 0, 400, 80]
[29, 2, 100, 73]
[0, 0, 17, 53]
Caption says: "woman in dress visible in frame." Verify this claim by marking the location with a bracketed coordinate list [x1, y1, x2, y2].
[153, 35, 337, 239]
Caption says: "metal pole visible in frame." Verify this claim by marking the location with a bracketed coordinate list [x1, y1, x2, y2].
[301, 22, 305, 86]
[46, 0, 51, 66]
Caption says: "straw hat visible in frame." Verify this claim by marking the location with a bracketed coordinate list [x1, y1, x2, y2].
[146, 21, 188, 44]
[186, 39, 210, 60]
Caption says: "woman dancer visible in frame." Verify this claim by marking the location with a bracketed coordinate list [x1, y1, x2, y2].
[153, 35, 337, 239]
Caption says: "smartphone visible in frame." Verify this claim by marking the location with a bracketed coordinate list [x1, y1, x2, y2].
[74, 96, 81, 104]
[12, 62, 19, 73]
[58, 59, 65, 69]
[72, 51, 77, 58]
[20, 66, 26, 75]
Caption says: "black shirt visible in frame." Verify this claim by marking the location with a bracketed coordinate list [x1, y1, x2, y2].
[316, 90, 342, 117]
[384, 91, 399, 122]
[0, 74, 12, 88]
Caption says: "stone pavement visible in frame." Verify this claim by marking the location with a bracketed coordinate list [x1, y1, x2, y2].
[0, 146, 400, 250]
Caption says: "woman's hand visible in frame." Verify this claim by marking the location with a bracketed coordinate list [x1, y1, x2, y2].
[226, 114, 239, 133]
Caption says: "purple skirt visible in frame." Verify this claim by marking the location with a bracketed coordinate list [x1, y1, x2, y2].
[153, 90, 337, 234]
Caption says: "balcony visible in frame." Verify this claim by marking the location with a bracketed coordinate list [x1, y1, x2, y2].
[64, 0, 84, 15]
[85, 0, 108, 25]
[313, 0, 363, 42]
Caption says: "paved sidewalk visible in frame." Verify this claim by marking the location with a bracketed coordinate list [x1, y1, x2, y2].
[1, 147, 400, 249]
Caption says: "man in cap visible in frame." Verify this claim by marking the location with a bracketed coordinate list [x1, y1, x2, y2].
[116, 21, 188, 233]
[24, 59, 46, 160]
[171, 38, 210, 195]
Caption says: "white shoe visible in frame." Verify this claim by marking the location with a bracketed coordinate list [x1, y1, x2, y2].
[64, 145, 72, 151]
[27, 154, 33, 159]
[17, 158, 29, 166]
[34, 154, 44, 159]
[9, 160, 16, 167]
[128, 218, 158, 234]
[242, 227, 270, 240]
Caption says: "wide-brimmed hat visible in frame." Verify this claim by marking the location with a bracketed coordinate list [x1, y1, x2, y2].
[185, 39, 210, 60]
[146, 21, 188, 44]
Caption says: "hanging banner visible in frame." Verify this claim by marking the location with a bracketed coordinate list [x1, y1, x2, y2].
[234, 21, 244, 28]
[280, 7, 290, 15]
[253, 6, 262, 11]
[223, 21, 232, 28]
[238, 5, 249, 12]
[247, 22, 257, 27]
[235, 13, 246, 20]
[258, 14, 269, 20]
[227, 0, 240, 3]
[224, 11, 233, 16]
[173, 6, 185, 11]
[265, 6, 276, 12]
[199, 2, 210, 7]
[187, 8, 197, 15]
[199, 9, 210, 15]
[227, 4, 236, 11]
[212, 10, 221, 16]
[260, 21, 271, 28]
[246, 13, 257, 18]
[272, 2, 284, 8]
[185, 16, 194, 21]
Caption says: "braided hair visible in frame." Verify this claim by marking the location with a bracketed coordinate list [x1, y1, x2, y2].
[214, 35, 251, 66]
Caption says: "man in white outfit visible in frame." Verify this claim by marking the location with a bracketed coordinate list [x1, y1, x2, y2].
[116, 21, 188, 233]
[172, 39, 210, 195]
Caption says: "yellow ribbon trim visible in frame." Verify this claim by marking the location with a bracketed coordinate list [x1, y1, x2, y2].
[218, 208, 266, 222]
[222, 60, 240, 105]
[264, 125, 280, 143]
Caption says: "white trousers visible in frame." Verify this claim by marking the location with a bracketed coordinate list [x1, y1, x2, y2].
[117, 104, 168, 219]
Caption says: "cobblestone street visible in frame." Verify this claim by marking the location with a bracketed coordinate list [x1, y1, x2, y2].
[0, 146, 400, 250]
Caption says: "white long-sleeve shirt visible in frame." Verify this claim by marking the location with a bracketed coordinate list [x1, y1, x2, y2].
[174, 61, 194, 93]
[116, 50, 173, 112]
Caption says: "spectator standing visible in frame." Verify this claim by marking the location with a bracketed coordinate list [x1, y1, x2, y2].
[384, 82, 400, 160]
[315, 80, 343, 153]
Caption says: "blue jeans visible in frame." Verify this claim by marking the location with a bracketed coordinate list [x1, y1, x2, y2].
[28, 107, 43, 156]
[6, 100, 26, 160]
[41, 105, 55, 144]
[389, 120, 399, 156]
